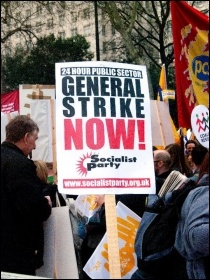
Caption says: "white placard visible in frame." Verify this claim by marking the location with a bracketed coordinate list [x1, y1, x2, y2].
[55, 61, 155, 195]
[191, 105, 209, 148]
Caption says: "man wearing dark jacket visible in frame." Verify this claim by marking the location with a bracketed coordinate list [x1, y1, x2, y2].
[1, 115, 52, 276]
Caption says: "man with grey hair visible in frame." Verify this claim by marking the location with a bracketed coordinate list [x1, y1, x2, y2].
[1, 115, 52, 276]
[153, 149, 172, 193]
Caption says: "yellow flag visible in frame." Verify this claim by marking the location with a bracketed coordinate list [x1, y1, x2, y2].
[158, 64, 180, 144]
[159, 64, 167, 90]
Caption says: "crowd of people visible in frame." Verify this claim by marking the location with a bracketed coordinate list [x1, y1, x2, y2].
[72, 137, 209, 279]
[1, 115, 209, 279]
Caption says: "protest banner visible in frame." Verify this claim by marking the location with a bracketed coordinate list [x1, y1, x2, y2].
[75, 194, 102, 218]
[30, 99, 56, 169]
[83, 201, 141, 279]
[19, 84, 55, 116]
[55, 61, 155, 196]
[36, 206, 79, 279]
[171, 1, 209, 128]
[1, 89, 19, 113]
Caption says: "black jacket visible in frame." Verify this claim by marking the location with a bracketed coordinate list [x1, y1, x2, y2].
[1, 141, 52, 275]
[155, 169, 173, 193]
[43, 183, 66, 207]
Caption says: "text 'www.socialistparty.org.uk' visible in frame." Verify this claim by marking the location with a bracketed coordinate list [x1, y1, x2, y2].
[63, 178, 150, 188]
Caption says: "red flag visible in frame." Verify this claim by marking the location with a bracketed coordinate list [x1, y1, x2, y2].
[1, 89, 19, 113]
[170, 1, 209, 128]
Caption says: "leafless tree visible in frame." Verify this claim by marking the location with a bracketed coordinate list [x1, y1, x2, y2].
[96, 1, 208, 74]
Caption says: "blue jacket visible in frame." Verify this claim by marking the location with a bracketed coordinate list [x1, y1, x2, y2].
[175, 174, 209, 279]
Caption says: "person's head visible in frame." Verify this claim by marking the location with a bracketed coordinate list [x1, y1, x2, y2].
[165, 143, 182, 165]
[153, 150, 171, 175]
[165, 143, 191, 174]
[5, 115, 39, 157]
[46, 162, 56, 184]
[185, 139, 198, 155]
[34, 160, 48, 183]
[191, 145, 208, 167]
[186, 152, 194, 171]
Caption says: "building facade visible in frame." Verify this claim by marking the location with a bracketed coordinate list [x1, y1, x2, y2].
[1, 1, 123, 61]
[1, 1, 208, 62]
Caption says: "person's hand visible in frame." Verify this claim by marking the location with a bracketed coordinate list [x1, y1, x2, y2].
[45, 195, 52, 207]
[95, 195, 105, 207]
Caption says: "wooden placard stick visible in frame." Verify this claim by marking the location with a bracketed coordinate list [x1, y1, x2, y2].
[24, 85, 52, 109]
[6, 113, 12, 122]
[155, 100, 166, 147]
[105, 194, 121, 279]
[22, 84, 55, 89]
[50, 99, 57, 180]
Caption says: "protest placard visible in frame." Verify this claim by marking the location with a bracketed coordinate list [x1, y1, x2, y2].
[55, 61, 155, 195]
[83, 201, 141, 279]
[191, 105, 209, 148]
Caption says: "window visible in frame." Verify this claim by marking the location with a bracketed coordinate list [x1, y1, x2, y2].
[47, 18, 53, 28]
[58, 31, 65, 39]
[71, 28, 77, 36]
[6, 17, 11, 26]
[16, 32, 20, 38]
[111, 26, 116, 36]
[102, 25, 106, 36]
[58, 7, 65, 15]
[26, 41, 32, 49]
[16, 43, 22, 50]
[110, 41, 116, 53]
[36, 6, 42, 16]
[6, 47, 11, 56]
[167, 44, 173, 53]
[103, 41, 107, 53]
[72, 13, 77, 23]
[167, 20, 172, 33]
[47, 4, 53, 13]
[145, 2, 150, 9]
[59, 15, 65, 26]
[25, 23, 32, 29]
[13, 2, 19, 8]
[26, 9, 31, 18]
[84, 25, 91, 37]
[83, 8, 90, 19]
[36, 22, 42, 33]
[16, 12, 21, 19]
[101, 10, 107, 20]
[59, 1, 66, 9]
